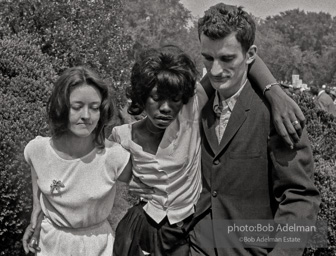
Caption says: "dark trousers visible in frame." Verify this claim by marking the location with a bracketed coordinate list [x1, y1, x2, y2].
[113, 202, 192, 256]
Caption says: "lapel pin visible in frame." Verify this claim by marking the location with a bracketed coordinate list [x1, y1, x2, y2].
[50, 180, 65, 194]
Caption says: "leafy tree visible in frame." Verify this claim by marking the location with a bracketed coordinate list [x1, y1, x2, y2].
[124, 0, 192, 48]
[123, 0, 205, 77]
[0, 0, 133, 104]
[255, 25, 297, 81]
[263, 9, 336, 54]
[256, 9, 336, 86]
[162, 19, 204, 77]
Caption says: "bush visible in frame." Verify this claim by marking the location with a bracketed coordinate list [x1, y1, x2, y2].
[295, 93, 336, 161]
[0, 32, 56, 255]
[0, 0, 133, 106]
[294, 93, 336, 255]
[304, 158, 336, 255]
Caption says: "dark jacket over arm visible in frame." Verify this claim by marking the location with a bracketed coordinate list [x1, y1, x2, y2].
[268, 127, 320, 256]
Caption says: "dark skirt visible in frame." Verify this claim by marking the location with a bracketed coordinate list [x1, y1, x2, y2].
[113, 202, 192, 256]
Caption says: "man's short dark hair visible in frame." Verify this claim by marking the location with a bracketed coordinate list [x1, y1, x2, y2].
[198, 3, 256, 52]
[309, 85, 319, 96]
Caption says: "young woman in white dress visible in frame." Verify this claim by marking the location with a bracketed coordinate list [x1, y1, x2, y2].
[23, 66, 131, 255]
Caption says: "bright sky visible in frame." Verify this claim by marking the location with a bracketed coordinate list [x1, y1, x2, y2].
[180, 0, 336, 18]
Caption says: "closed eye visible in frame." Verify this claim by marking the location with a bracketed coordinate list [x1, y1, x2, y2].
[71, 104, 82, 111]
[150, 94, 160, 101]
[90, 106, 100, 111]
[201, 54, 213, 62]
[220, 56, 234, 62]
[172, 97, 182, 102]
[90, 103, 101, 111]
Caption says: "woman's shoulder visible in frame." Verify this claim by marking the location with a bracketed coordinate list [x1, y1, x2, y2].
[24, 136, 50, 162]
[112, 123, 132, 134]
[104, 138, 123, 149]
[103, 139, 130, 170]
[105, 138, 129, 153]
[109, 123, 134, 144]
[25, 136, 50, 150]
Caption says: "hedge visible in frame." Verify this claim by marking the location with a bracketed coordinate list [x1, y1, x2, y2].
[0, 32, 55, 255]
[295, 93, 336, 255]
[0, 0, 133, 106]
[295, 93, 336, 161]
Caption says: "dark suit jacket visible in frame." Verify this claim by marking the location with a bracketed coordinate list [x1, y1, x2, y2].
[315, 91, 336, 116]
[191, 80, 320, 256]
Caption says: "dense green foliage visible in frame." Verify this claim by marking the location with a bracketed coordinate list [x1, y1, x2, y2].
[123, 0, 204, 75]
[124, 0, 191, 46]
[0, 0, 133, 103]
[0, 0, 335, 255]
[255, 9, 336, 86]
[292, 94, 336, 255]
[295, 93, 336, 161]
[0, 32, 55, 255]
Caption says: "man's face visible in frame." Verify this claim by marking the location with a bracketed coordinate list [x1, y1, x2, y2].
[200, 32, 255, 98]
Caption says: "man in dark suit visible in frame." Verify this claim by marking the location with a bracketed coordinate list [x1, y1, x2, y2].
[310, 85, 336, 116]
[189, 4, 320, 256]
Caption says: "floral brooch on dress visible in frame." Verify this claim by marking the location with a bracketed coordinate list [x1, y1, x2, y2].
[50, 180, 65, 194]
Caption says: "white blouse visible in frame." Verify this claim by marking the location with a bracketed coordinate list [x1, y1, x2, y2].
[110, 83, 208, 224]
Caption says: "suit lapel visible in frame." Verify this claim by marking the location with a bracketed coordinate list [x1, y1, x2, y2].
[316, 92, 322, 100]
[202, 95, 220, 154]
[216, 81, 254, 156]
[202, 81, 255, 156]
[215, 103, 246, 156]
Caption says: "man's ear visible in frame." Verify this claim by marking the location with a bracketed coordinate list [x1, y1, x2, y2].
[246, 45, 257, 65]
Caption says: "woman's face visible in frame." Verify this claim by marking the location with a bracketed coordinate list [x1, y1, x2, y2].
[144, 86, 183, 130]
[68, 84, 102, 138]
